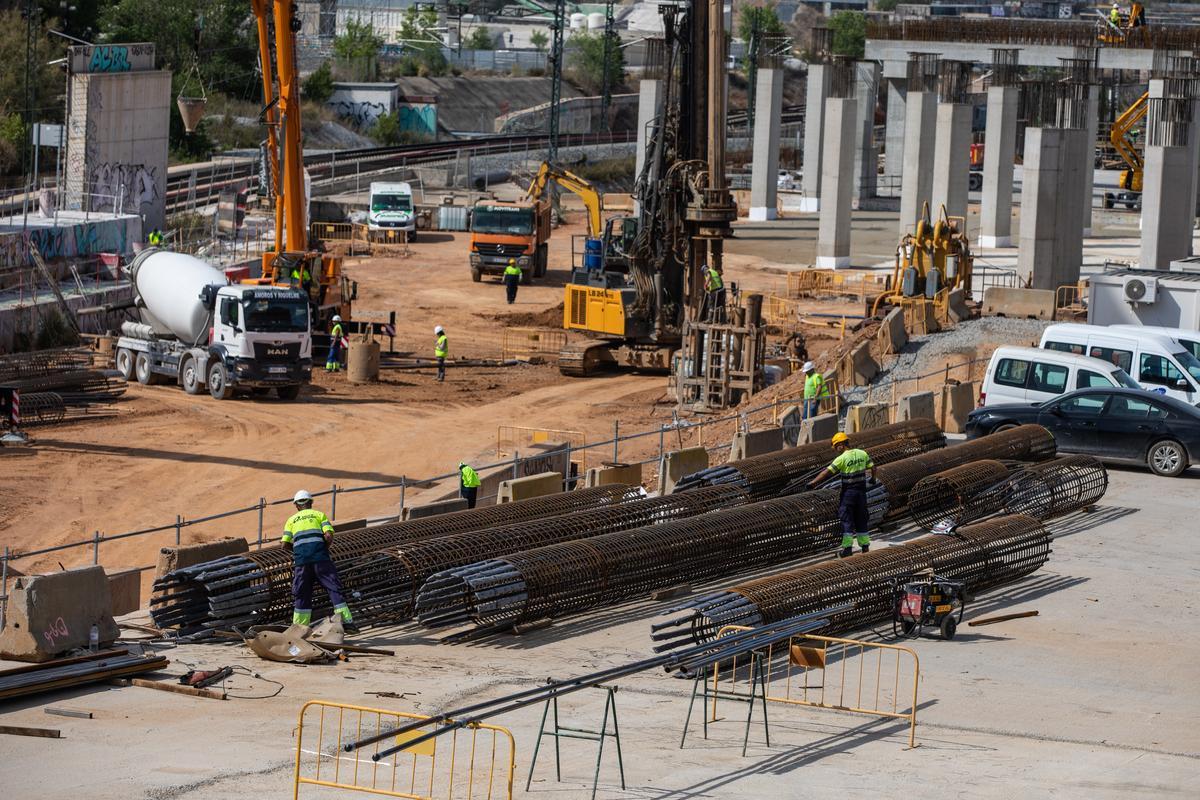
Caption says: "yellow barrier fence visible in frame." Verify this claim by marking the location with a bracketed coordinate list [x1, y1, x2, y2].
[1055, 280, 1089, 315]
[786, 269, 888, 301]
[496, 425, 587, 468]
[501, 327, 567, 362]
[311, 222, 355, 241]
[709, 628, 921, 748]
[293, 700, 516, 799]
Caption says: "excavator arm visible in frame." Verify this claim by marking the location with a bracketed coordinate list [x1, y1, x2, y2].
[1111, 91, 1147, 174]
[526, 162, 603, 237]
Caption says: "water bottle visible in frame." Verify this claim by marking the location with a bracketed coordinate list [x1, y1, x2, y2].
[89, 624, 99, 653]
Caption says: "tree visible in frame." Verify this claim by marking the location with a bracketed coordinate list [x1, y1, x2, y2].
[334, 18, 384, 60]
[875, 0, 900, 11]
[372, 111, 401, 145]
[829, 11, 866, 59]
[303, 61, 335, 104]
[736, 2, 786, 44]
[395, 6, 448, 76]
[0, 8, 67, 175]
[466, 26, 495, 50]
[565, 31, 625, 96]
[530, 30, 548, 51]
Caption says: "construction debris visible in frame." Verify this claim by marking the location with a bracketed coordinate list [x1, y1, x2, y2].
[0, 649, 169, 701]
[44, 707, 94, 719]
[968, 610, 1040, 627]
[0, 725, 62, 739]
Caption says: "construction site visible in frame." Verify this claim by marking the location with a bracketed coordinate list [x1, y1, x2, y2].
[2, 2, 1200, 798]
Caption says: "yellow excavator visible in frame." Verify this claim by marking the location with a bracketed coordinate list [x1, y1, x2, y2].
[1104, 91, 1146, 211]
[526, 162, 603, 237]
[873, 202, 974, 316]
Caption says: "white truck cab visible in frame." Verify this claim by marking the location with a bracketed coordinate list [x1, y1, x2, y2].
[367, 182, 416, 240]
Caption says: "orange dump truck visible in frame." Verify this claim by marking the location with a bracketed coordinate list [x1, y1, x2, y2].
[468, 198, 552, 284]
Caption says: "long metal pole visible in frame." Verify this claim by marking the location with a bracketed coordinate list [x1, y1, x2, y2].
[1, 545, 9, 630]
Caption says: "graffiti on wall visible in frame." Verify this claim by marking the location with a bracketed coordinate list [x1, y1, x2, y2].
[89, 46, 131, 72]
[397, 103, 437, 136]
[0, 219, 137, 271]
[68, 43, 155, 74]
[90, 163, 160, 217]
[331, 100, 388, 128]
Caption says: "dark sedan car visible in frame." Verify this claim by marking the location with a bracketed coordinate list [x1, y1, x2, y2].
[966, 387, 1200, 477]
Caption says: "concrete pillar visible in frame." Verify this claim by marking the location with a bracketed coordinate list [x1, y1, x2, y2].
[634, 77, 661, 215]
[1141, 142, 1195, 269]
[749, 67, 784, 221]
[979, 85, 1018, 248]
[929, 102, 972, 222]
[817, 96, 857, 268]
[1081, 88, 1100, 236]
[1020, 127, 1065, 290]
[800, 63, 830, 212]
[1060, 126, 1087, 275]
[899, 90, 936, 235]
[853, 61, 880, 203]
[883, 78, 907, 197]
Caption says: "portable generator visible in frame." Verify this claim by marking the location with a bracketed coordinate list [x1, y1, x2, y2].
[891, 572, 967, 640]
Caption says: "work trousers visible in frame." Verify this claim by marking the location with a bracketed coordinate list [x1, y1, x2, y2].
[838, 486, 871, 550]
[504, 274, 520, 304]
[326, 340, 342, 371]
[436, 356, 446, 381]
[461, 485, 478, 509]
[704, 288, 727, 322]
[292, 560, 350, 625]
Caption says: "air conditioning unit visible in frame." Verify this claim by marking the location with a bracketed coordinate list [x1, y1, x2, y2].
[1122, 275, 1158, 304]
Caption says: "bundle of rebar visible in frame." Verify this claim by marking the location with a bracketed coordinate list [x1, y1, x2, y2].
[650, 515, 1051, 650]
[344, 485, 752, 626]
[672, 418, 945, 497]
[0, 347, 97, 383]
[149, 484, 645, 632]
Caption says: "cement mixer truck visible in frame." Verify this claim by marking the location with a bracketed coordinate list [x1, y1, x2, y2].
[112, 250, 312, 400]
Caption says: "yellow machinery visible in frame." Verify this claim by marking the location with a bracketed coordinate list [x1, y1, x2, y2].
[873, 203, 974, 316]
[1097, 2, 1147, 44]
[1104, 91, 1146, 210]
[526, 162, 603, 237]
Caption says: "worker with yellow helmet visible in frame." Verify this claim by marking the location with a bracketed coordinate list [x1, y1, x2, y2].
[808, 432, 876, 558]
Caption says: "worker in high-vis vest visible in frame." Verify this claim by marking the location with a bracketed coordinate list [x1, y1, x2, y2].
[434, 324, 448, 382]
[801, 361, 828, 418]
[147, 229, 164, 247]
[458, 462, 482, 508]
[809, 433, 876, 558]
[702, 265, 726, 322]
[503, 258, 522, 305]
[282, 490, 356, 630]
[326, 315, 344, 373]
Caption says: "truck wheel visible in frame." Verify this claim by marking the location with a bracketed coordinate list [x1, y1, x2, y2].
[276, 384, 301, 401]
[115, 348, 135, 381]
[471, 267, 482, 283]
[536, 245, 548, 277]
[207, 361, 234, 400]
[521, 266, 532, 285]
[181, 357, 202, 395]
[134, 352, 155, 385]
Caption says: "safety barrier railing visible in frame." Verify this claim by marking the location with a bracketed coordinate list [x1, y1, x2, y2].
[294, 700, 515, 799]
[710, 626, 921, 748]
[786, 269, 889, 301]
[1055, 280, 1089, 315]
[496, 425, 587, 468]
[311, 222, 355, 241]
[500, 327, 567, 362]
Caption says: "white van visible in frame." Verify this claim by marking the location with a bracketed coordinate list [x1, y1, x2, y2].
[367, 182, 416, 240]
[980, 346, 1141, 407]
[1040, 323, 1200, 404]
[1111, 325, 1200, 362]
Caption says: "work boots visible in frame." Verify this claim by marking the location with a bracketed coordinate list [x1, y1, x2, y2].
[860, 544, 870, 554]
[840, 547, 853, 559]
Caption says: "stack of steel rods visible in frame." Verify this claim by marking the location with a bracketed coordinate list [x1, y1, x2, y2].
[0, 347, 98, 383]
[414, 426, 1057, 633]
[650, 515, 1052, 650]
[672, 419, 945, 497]
[149, 484, 645, 632]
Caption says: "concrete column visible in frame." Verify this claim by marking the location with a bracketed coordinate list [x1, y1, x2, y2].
[1020, 127, 1066, 290]
[634, 77, 662, 215]
[853, 61, 880, 203]
[899, 90, 936, 235]
[929, 102, 972, 222]
[749, 67, 784, 221]
[1141, 142, 1195, 269]
[1081, 88, 1100, 236]
[1060, 126, 1087, 274]
[817, 96, 857, 269]
[800, 63, 830, 212]
[883, 78, 907, 197]
[979, 85, 1018, 248]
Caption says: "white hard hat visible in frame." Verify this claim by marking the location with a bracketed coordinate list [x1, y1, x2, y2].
[802, 361, 815, 372]
[434, 325, 444, 334]
[293, 490, 313, 504]
[332, 315, 342, 322]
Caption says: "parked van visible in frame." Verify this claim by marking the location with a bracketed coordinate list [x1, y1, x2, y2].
[1111, 325, 1200, 361]
[367, 182, 416, 240]
[980, 346, 1141, 407]
[1040, 323, 1200, 404]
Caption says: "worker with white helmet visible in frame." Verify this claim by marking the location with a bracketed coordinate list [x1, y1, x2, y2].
[326, 314, 345, 373]
[1110, 1, 1122, 26]
[282, 489, 356, 630]
[434, 325, 448, 382]
[801, 361, 828, 418]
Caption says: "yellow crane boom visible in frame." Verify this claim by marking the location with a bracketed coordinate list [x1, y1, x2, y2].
[525, 162, 603, 237]
[1111, 90, 1147, 185]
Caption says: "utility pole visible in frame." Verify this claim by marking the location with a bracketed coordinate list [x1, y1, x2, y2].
[547, 0, 567, 165]
[601, 0, 615, 132]
[21, 0, 41, 234]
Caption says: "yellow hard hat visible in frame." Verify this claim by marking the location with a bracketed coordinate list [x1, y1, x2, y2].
[831, 432, 850, 447]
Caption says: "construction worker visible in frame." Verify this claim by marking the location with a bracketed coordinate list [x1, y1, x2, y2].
[808, 433, 876, 558]
[1109, 2, 1122, 26]
[801, 361, 828, 418]
[147, 228, 163, 247]
[458, 462, 482, 508]
[503, 258, 521, 305]
[434, 324, 448, 382]
[702, 265, 726, 322]
[290, 263, 312, 291]
[326, 315, 344, 372]
[282, 490, 356, 631]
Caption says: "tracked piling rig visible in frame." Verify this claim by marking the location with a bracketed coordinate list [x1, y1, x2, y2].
[559, 1, 737, 377]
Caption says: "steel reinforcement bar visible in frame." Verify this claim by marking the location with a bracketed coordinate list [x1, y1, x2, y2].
[650, 515, 1052, 650]
[148, 484, 644, 632]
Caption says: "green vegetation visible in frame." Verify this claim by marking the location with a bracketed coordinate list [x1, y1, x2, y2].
[531, 30, 549, 51]
[391, 7, 449, 77]
[830, 11, 867, 59]
[303, 62, 335, 104]
[465, 26, 495, 50]
[565, 31, 625, 96]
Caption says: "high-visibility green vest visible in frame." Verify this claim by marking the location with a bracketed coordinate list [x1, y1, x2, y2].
[148, 231, 162, 246]
[705, 270, 724, 292]
[804, 372, 828, 399]
[291, 267, 311, 284]
[504, 263, 522, 278]
[330, 323, 343, 338]
[282, 508, 334, 565]
[459, 465, 481, 488]
[435, 334, 448, 358]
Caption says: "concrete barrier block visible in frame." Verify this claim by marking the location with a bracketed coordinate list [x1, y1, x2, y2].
[876, 307, 908, 355]
[728, 427, 785, 461]
[846, 402, 890, 433]
[155, 538, 249, 580]
[403, 498, 469, 520]
[947, 288, 971, 323]
[898, 391, 937, 423]
[839, 342, 879, 386]
[797, 413, 839, 444]
[940, 381, 978, 433]
[0, 567, 119, 662]
[659, 447, 709, 495]
[584, 463, 643, 488]
[982, 287, 1055, 320]
[107, 568, 141, 616]
[780, 405, 802, 446]
[497, 471, 563, 503]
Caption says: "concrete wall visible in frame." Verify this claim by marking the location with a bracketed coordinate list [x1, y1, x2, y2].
[64, 70, 170, 232]
[496, 93, 638, 135]
[328, 83, 401, 128]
